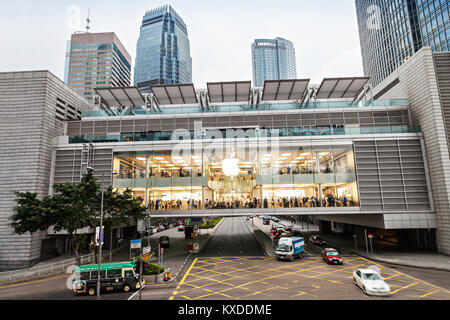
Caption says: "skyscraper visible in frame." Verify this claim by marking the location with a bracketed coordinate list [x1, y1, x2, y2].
[66, 32, 132, 102]
[134, 5, 193, 93]
[355, 0, 449, 86]
[252, 37, 297, 87]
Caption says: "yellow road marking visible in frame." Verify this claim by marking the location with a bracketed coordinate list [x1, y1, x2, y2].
[391, 282, 418, 294]
[418, 290, 440, 299]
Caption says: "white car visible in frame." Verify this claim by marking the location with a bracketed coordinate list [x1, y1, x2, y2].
[353, 268, 391, 296]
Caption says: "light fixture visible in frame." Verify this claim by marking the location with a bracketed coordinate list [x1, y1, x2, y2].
[319, 152, 329, 156]
[136, 157, 146, 161]
[281, 153, 291, 157]
[155, 157, 165, 160]
[301, 153, 310, 156]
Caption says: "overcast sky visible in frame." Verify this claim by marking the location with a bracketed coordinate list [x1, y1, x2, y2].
[0, 0, 364, 88]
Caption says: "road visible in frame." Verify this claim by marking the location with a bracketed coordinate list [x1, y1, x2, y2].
[200, 217, 263, 257]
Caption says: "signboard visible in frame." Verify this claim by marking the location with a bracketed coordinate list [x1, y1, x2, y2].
[130, 239, 142, 249]
[185, 218, 191, 226]
[95, 226, 104, 246]
[143, 246, 151, 255]
[368, 234, 373, 239]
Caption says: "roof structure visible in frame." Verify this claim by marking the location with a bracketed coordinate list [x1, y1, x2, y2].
[149, 83, 198, 105]
[262, 79, 310, 101]
[207, 81, 251, 103]
[315, 77, 370, 99]
[95, 87, 146, 108]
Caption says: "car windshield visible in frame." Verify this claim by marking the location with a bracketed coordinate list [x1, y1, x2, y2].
[327, 251, 339, 256]
[276, 244, 290, 252]
[363, 273, 382, 280]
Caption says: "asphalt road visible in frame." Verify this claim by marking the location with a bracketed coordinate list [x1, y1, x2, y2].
[200, 217, 264, 257]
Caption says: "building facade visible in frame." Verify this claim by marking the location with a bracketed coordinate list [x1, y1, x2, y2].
[66, 32, 132, 102]
[371, 47, 450, 255]
[134, 5, 193, 93]
[0, 71, 92, 271]
[355, 0, 449, 86]
[54, 79, 438, 254]
[252, 38, 297, 87]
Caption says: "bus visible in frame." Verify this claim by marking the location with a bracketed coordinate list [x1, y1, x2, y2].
[72, 261, 144, 296]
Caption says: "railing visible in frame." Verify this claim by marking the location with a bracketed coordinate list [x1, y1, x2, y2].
[69, 125, 421, 144]
[82, 99, 410, 117]
[0, 253, 97, 285]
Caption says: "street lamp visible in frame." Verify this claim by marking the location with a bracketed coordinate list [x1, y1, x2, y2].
[86, 166, 117, 299]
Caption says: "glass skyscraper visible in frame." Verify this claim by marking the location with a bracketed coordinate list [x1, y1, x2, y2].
[355, 0, 449, 86]
[252, 37, 297, 87]
[134, 5, 193, 93]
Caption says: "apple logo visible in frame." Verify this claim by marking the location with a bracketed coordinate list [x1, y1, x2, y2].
[221, 154, 240, 177]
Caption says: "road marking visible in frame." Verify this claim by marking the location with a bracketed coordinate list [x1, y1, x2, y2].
[418, 290, 440, 299]
[391, 282, 418, 294]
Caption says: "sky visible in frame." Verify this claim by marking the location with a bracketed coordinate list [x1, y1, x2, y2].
[0, 0, 364, 88]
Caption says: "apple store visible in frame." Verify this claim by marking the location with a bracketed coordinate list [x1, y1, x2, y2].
[111, 143, 359, 212]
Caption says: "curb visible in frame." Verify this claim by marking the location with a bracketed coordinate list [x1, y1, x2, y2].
[322, 237, 450, 273]
[245, 219, 274, 257]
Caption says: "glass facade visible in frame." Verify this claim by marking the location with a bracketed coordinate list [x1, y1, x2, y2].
[134, 5, 193, 93]
[112, 146, 359, 212]
[356, 0, 449, 86]
[252, 38, 297, 87]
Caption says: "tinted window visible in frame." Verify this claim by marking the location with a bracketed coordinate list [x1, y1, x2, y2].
[124, 270, 134, 278]
[92, 270, 106, 279]
[107, 269, 122, 278]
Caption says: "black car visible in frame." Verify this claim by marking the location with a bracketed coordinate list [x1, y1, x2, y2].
[159, 236, 170, 248]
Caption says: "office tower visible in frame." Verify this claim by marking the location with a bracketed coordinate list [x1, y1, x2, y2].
[355, 0, 449, 86]
[66, 32, 132, 102]
[252, 37, 297, 87]
[134, 5, 193, 93]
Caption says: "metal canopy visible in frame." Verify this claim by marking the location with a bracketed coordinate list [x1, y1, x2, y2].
[149, 83, 198, 105]
[262, 79, 310, 101]
[95, 87, 145, 108]
[207, 81, 251, 103]
[316, 77, 370, 99]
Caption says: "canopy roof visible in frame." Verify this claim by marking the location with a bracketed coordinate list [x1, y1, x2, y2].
[95, 87, 145, 108]
[207, 81, 252, 103]
[316, 77, 370, 99]
[262, 79, 310, 101]
[149, 83, 198, 105]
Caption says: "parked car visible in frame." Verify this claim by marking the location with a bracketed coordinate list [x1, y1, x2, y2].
[272, 217, 280, 222]
[321, 248, 343, 264]
[159, 236, 170, 248]
[178, 225, 185, 231]
[353, 268, 391, 296]
[309, 235, 326, 246]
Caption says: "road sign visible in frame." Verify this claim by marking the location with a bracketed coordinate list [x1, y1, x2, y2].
[368, 234, 373, 239]
[95, 226, 104, 246]
[130, 239, 142, 249]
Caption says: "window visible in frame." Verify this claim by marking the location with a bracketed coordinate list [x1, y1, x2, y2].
[107, 269, 122, 278]
[124, 270, 134, 278]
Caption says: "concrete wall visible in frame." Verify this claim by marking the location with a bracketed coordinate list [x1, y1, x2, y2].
[0, 71, 91, 270]
[372, 47, 450, 255]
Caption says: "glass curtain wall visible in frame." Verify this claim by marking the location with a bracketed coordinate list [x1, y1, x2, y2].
[112, 145, 359, 211]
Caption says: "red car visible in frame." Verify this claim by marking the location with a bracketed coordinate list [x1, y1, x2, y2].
[178, 226, 185, 231]
[321, 248, 343, 265]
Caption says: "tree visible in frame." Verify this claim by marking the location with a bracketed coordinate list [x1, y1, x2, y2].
[10, 171, 147, 266]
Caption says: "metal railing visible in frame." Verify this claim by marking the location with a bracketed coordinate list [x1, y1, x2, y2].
[0, 253, 97, 286]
